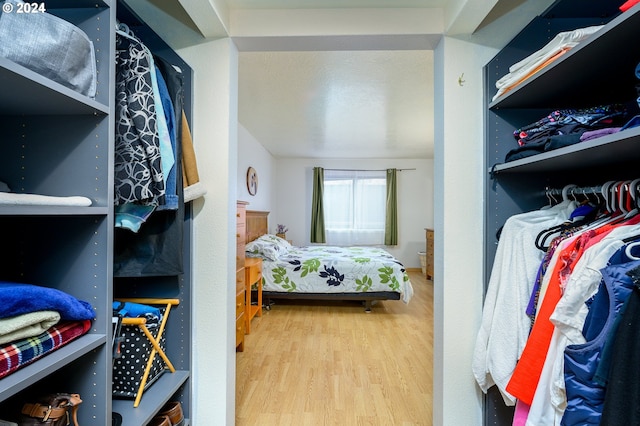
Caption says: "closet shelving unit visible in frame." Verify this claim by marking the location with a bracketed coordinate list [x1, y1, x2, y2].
[483, 0, 640, 424]
[0, 1, 193, 425]
[111, 2, 193, 425]
[0, 0, 114, 423]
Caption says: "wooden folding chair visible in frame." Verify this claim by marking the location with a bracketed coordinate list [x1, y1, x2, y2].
[117, 298, 179, 407]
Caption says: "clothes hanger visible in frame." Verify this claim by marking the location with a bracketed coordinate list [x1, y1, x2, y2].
[115, 22, 143, 46]
[609, 181, 635, 220]
[610, 181, 621, 214]
[589, 186, 604, 207]
[625, 240, 640, 260]
[630, 178, 640, 209]
[545, 187, 554, 207]
[535, 225, 566, 251]
[586, 181, 624, 226]
[568, 181, 626, 231]
[616, 180, 630, 215]
[116, 22, 135, 38]
[535, 223, 562, 251]
[562, 184, 577, 203]
[534, 187, 599, 251]
[534, 185, 567, 250]
[578, 187, 599, 208]
[618, 178, 640, 220]
[114, 22, 155, 60]
[534, 212, 599, 252]
[577, 183, 615, 227]
[601, 180, 615, 214]
[595, 180, 640, 227]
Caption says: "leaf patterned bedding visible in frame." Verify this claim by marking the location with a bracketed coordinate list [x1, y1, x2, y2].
[261, 245, 414, 303]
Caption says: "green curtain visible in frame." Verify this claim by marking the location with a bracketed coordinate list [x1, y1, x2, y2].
[310, 167, 326, 243]
[385, 168, 398, 245]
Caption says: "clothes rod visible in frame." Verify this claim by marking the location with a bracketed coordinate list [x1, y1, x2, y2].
[545, 179, 640, 199]
[545, 185, 603, 196]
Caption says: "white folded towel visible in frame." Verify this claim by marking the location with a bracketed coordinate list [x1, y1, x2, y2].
[0, 192, 92, 206]
[0, 310, 61, 344]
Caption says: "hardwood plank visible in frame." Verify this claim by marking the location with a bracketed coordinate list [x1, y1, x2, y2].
[236, 271, 433, 425]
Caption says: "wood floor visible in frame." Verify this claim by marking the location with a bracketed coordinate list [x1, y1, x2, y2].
[236, 271, 433, 425]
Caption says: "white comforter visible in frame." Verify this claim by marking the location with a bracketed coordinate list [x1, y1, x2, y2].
[261, 246, 414, 303]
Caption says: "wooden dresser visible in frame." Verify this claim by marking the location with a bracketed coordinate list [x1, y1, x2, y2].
[244, 257, 263, 334]
[236, 201, 248, 351]
[425, 228, 434, 280]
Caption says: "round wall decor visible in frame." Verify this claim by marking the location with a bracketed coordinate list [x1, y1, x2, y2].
[247, 167, 258, 195]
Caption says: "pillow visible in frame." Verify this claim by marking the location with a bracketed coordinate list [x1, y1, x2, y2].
[246, 234, 292, 261]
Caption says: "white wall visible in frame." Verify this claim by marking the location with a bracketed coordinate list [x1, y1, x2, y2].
[237, 123, 276, 212]
[177, 38, 238, 426]
[433, 36, 497, 426]
[272, 157, 433, 268]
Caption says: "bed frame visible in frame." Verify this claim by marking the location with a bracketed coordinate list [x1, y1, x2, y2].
[245, 210, 401, 312]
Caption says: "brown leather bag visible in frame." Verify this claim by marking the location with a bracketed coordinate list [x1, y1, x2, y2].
[18, 393, 82, 426]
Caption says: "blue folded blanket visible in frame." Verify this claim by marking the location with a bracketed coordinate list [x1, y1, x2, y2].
[0, 282, 95, 320]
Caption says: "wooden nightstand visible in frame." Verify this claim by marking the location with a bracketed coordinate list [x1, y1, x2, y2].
[244, 257, 263, 334]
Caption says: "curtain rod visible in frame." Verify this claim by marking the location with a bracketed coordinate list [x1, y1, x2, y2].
[321, 168, 416, 172]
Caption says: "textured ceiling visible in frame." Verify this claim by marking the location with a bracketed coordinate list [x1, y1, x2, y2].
[239, 50, 433, 159]
[232, 0, 442, 160]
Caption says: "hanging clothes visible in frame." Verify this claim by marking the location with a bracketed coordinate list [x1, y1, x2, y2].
[149, 59, 176, 210]
[475, 180, 640, 425]
[591, 243, 640, 386]
[473, 182, 640, 426]
[506, 213, 640, 406]
[113, 50, 186, 277]
[525, 230, 632, 424]
[153, 63, 178, 211]
[561, 258, 640, 425]
[114, 31, 165, 207]
[473, 199, 577, 405]
[600, 262, 640, 424]
[526, 229, 575, 324]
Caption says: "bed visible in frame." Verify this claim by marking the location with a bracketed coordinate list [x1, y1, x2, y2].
[245, 210, 414, 311]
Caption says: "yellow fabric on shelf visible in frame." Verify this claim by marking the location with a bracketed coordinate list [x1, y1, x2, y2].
[181, 111, 206, 202]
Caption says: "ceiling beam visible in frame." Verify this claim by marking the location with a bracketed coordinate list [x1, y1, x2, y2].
[444, 0, 501, 35]
[233, 34, 442, 52]
[230, 8, 443, 37]
[230, 7, 444, 51]
[178, 0, 230, 38]
[444, 0, 555, 49]
[121, 0, 229, 49]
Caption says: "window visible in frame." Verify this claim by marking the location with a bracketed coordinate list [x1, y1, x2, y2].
[323, 170, 386, 245]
